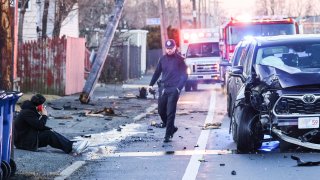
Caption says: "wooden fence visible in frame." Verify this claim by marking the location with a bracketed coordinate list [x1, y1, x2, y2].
[17, 37, 85, 95]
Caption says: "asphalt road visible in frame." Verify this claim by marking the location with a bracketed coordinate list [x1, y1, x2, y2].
[67, 84, 320, 180]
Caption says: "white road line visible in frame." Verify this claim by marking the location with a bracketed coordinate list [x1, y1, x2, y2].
[133, 103, 157, 122]
[107, 149, 231, 157]
[54, 161, 86, 180]
[182, 91, 216, 180]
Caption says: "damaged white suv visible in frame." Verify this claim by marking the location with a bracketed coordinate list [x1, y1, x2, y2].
[230, 35, 320, 153]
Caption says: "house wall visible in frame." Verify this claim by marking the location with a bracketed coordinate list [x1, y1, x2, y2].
[60, 3, 79, 38]
[22, 0, 78, 41]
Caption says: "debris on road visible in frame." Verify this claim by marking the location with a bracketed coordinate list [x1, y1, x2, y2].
[53, 115, 73, 119]
[137, 87, 147, 99]
[85, 107, 129, 118]
[198, 158, 207, 162]
[231, 170, 237, 175]
[291, 155, 320, 166]
[117, 127, 122, 132]
[81, 134, 92, 138]
[150, 121, 166, 128]
[202, 122, 222, 130]
[220, 163, 225, 166]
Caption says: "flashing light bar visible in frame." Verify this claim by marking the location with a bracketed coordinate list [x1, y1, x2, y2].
[230, 16, 293, 24]
[183, 32, 214, 40]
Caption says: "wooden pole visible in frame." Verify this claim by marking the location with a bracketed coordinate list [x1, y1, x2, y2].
[159, 0, 168, 54]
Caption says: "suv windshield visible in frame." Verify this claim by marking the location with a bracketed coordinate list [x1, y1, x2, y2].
[256, 43, 320, 70]
[186, 42, 220, 58]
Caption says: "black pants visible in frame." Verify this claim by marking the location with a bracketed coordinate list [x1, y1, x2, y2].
[38, 130, 73, 153]
[158, 87, 180, 138]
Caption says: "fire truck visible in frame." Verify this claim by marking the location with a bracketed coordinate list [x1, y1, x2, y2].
[219, 16, 300, 85]
[180, 28, 221, 91]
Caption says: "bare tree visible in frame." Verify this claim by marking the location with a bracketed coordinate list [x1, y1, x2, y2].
[52, 0, 77, 37]
[41, 0, 50, 38]
[18, 0, 29, 42]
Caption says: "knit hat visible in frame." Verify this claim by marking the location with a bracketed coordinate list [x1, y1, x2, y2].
[31, 94, 46, 106]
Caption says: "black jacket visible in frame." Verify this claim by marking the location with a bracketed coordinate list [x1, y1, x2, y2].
[149, 52, 188, 90]
[14, 100, 51, 151]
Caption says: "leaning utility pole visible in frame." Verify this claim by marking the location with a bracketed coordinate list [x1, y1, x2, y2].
[192, 0, 197, 28]
[79, 0, 126, 104]
[159, 0, 168, 54]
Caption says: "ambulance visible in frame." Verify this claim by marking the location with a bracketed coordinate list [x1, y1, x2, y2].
[180, 28, 221, 91]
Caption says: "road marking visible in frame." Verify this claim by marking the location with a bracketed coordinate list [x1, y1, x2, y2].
[106, 149, 232, 157]
[54, 161, 86, 180]
[133, 103, 157, 122]
[182, 90, 216, 180]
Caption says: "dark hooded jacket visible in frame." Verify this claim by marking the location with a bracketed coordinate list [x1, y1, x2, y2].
[14, 100, 51, 151]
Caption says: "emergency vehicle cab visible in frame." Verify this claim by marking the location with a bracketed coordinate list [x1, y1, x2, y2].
[219, 16, 300, 85]
[180, 28, 221, 91]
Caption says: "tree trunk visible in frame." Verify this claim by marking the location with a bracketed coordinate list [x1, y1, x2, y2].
[42, 0, 50, 38]
[18, 0, 29, 43]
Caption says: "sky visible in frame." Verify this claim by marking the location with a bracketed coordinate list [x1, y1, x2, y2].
[220, 0, 255, 17]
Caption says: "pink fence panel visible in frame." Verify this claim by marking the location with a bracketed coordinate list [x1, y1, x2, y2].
[65, 37, 85, 95]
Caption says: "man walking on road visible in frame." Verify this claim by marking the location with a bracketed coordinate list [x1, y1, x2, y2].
[149, 39, 188, 143]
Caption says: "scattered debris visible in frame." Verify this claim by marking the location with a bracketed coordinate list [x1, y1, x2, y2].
[202, 122, 222, 130]
[198, 158, 207, 162]
[231, 170, 237, 175]
[176, 111, 189, 115]
[53, 116, 73, 120]
[58, 123, 65, 125]
[183, 147, 187, 150]
[150, 121, 165, 128]
[117, 127, 122, 132]
[49, 106, 63, 110]
[81, 134, 92, 138]
[105, 117, 113, 121]
[283, 155, 288, 158]
[137, 87, 147, 99]
[194, 145, 199, 147]
[63, 104, 75, 110]
[86, 107, 129, 118]
[123, 93, 136, 99]
[291, 155, 320, 166]
[108, 95, 119, 99]
[220, 163, 225, 166]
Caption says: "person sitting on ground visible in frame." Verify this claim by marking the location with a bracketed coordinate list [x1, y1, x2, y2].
[14, 94, 88, 155]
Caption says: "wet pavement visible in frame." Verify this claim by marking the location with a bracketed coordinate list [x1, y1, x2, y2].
[12, 74, 157, 179]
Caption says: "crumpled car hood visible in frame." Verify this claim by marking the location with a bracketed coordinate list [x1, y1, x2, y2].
[255, 64, 320, 88]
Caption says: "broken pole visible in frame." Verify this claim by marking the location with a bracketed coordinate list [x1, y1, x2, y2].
[79, 0, 126, 104]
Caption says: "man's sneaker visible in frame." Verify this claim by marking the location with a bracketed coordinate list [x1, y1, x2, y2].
[173, 127, 178, 136]
[72, 140, 89, 154]
[163, 136, 172, 143]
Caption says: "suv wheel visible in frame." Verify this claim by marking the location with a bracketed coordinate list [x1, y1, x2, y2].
[236, 106, 263, 153]
[227, 94, 232, 117]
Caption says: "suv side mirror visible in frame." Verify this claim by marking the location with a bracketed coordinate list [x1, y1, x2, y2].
[230, 66, 245, 82]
